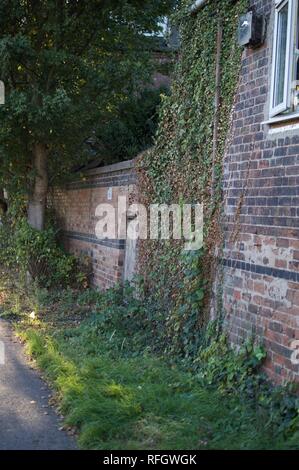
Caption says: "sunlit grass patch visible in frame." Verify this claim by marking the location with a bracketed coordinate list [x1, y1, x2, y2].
[3, 275, 296, 451]
[17, 323, 296, 450]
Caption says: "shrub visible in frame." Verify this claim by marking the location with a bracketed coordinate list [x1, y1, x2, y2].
[0, 215, 17, 269]
[0, 217, 88, 289]
[96, 87, 169, 162]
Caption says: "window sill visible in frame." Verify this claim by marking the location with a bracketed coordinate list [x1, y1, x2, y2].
[262, 112, 299, 126]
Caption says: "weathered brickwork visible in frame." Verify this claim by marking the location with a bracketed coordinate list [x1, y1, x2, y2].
[50, 160, 136, 290]
[223, 0, 299, 382]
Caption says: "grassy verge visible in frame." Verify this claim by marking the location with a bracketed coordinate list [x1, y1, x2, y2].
[0, 275, 298, 450]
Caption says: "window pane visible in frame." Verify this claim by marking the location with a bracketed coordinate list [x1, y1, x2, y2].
[274, 3, 289, 107]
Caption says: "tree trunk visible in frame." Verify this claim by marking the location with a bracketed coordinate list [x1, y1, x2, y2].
[27, 143, 49, 231]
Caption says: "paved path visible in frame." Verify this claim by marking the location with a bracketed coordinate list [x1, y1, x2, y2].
[0, 320, 77, 450]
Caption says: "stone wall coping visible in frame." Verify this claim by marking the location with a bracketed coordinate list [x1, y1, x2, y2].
[83, 159, 135, 177]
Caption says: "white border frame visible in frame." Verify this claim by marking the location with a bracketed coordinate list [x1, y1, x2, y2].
[269, 0, 294, 117]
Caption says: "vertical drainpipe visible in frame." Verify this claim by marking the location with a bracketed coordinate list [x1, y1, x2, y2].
[211, 20, 223, 202]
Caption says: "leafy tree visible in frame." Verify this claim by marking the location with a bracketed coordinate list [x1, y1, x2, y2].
[89, 86, 170, 164]
[0, 0, 174, 229]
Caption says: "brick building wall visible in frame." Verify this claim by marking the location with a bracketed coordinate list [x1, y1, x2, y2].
[50, 160, 136, 290]
[222, 0, 299, 383]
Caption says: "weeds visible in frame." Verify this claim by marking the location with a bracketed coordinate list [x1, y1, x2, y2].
[0, 277, 293, 450]
[18, 327, 295, 450]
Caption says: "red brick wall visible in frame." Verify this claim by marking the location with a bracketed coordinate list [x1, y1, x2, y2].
[222, 0, 299, 383]
[50, 160, 136, 290]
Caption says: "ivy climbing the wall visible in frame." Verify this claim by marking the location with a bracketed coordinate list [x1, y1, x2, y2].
[137, 0, 248, 359]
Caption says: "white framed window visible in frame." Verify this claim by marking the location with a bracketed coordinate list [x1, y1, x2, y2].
[269, 0, 299, 118]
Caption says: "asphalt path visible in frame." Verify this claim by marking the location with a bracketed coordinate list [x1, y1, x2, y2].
[0, 320, 76, 450]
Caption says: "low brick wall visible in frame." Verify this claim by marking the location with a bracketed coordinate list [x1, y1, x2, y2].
[50, 160, 136, 290]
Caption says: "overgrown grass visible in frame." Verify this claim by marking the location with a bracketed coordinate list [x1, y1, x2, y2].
[17, 327, 294, 450]
[0, 276, 298, 450]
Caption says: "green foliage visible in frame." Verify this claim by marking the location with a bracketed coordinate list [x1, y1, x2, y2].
[132, 247, 208, 359]
[72, 251, 208, 361]
[0, 215, 16, 269]
[195, 330, 267, 391]
[164, 250, 207, 358]
[0, 217, 86, 288]
[0, 0, 175, 194]
[0, 269, 296, 449]
[73, 284, 299, 447]
[96, 87, 170, 162]
[1, 0, 297, 451]
[16, 315, 297, 450]
[142, 0, 248, 204]
[137, 0, 249, 355]
[195, 330, 299, 444]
